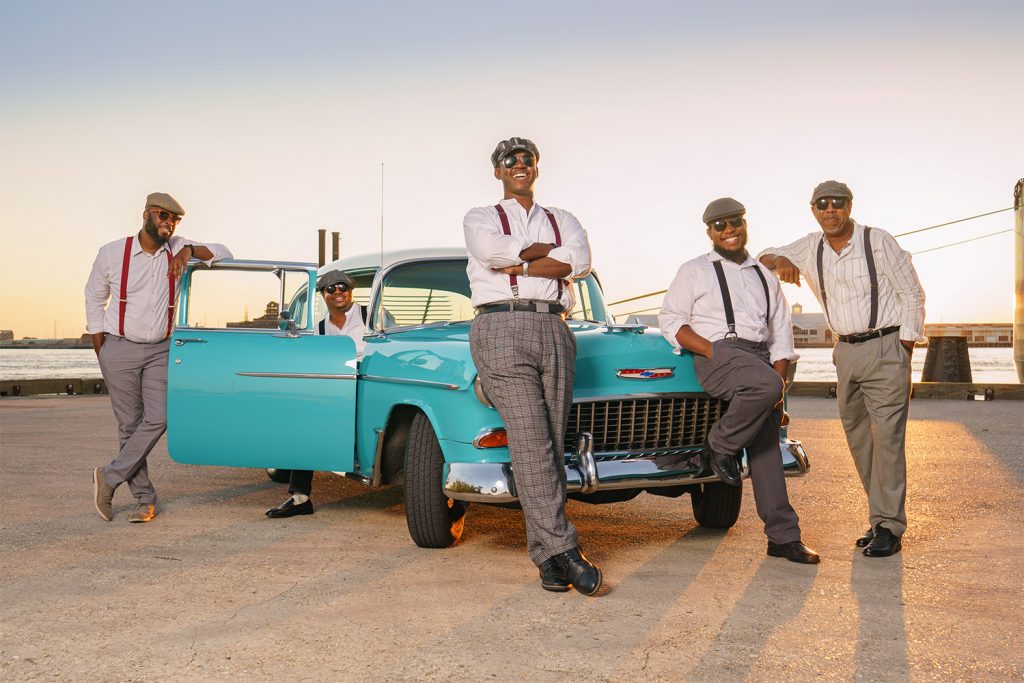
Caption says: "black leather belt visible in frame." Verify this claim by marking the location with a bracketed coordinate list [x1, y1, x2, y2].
[476, 300, 565, 315]
[836, 325, 900, 344]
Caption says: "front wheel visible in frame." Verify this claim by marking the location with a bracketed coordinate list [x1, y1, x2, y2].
[691, 482, 742, 529]
[404, 412, 466, 548]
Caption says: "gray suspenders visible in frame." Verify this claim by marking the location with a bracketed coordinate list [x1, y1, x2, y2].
[816, 227, 878, 331]
[712, 259, 771, 339]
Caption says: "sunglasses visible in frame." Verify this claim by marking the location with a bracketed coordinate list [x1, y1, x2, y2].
[500, 153, 535, 169]
[814, 197, 848, 210]
[149, 208, 182, 224]
[320, 283, 351, 295]
[709, 217, 745, 232]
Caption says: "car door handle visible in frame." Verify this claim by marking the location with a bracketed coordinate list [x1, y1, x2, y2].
[174, 338, 208, 346]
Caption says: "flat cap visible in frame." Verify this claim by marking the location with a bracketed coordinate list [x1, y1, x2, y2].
[810, 180, 853, 204]
[145, 192, 185, 216]
[490, 136, 540, 167]
[702, 197, 746, 224]
[316, 269, 355, 291]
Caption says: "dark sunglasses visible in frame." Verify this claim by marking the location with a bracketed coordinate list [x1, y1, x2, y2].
[149, 208, 182, 224]
[709, 217, 745, 232]
[500, 153, 535, 169]
[320, 283, 351, 295]
[814, 197, 848, 210]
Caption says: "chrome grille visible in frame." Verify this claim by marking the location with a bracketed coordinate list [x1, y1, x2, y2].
[565, 395, 727, 457]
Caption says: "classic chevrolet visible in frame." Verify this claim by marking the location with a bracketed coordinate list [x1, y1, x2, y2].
[167, 248, 808, 548]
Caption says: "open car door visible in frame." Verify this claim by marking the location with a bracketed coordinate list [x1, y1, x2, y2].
[167, 260, 357, 472]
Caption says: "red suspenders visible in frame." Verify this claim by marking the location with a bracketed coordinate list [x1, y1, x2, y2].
[493, 204, 564, 301]
[118, 236, 176, 339]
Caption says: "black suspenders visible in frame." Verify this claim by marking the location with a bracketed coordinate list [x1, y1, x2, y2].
[494, 203, 564, 302]
[712, 259, 771, 339]
[816, 227, 878, 331]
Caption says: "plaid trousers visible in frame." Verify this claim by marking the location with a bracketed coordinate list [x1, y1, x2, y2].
[470, 311, 579, 566]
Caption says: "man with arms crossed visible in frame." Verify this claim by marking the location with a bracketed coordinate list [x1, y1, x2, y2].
[759, 180, 925, 557]
[464, 136, 601, 595]
[87, 192, 231, 523]
[265, 269, 366, 518]
[660, 197, 819, 564]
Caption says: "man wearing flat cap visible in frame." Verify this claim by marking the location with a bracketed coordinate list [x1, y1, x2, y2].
[659, 198, 819, 564]
[464, 136, 602, 595]
[265, 269, 366, 519]
[759, 181, 925, 558]
[86, 192, 232, 524]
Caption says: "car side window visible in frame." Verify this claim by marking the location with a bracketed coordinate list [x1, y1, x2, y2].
[376, 259, 474, 329]
[185, 268, 310, 330]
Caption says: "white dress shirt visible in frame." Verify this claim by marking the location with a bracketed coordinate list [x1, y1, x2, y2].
[463, 198, 592, 308]
[757, 221, 926, 341]
[321, 306, 367, 359]
[659, 251, 798, 364]
[84, 234, 232, 343]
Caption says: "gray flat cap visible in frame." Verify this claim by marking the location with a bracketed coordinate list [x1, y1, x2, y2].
[145, 192, 185, 216]
[810, 180, 853, 204]
[702, 197, 746, 224]
[316, 270, 355, 291]
[490, 137, 540, 167]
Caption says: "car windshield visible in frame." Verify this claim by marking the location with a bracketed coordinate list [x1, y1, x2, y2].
[373, 258, 611, 331]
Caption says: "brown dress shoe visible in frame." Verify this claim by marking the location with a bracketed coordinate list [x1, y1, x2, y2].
[93, 467, 114, 522]
[127, 503, 156, 523]
[767, 540, 821, 564]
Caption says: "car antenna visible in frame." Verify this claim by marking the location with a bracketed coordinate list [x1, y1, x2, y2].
[379, 161, 384, 267]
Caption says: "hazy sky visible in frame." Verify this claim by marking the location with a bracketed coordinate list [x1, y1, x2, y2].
[2, 0, 1021, 337]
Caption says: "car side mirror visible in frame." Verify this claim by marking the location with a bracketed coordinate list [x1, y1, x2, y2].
[277, 309, 299, 336]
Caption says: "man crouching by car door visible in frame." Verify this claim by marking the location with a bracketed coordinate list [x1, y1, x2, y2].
[265, 270, 366, 518]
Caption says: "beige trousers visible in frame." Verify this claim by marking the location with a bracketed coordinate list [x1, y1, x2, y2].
[834, 332, 911, 536]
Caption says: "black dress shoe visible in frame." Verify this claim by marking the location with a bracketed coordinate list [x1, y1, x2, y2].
[552, 547, 602, 596]
[265, 498, 314, 518]
[704, 438, 742, 487]
[863, 525, 901, 557]
[767, 540, 821, 564]
[538, 558, 570, 592]
[855, 527, 875, 548]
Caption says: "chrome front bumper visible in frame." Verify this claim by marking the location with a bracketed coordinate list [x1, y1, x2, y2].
[442, 434, 810, 503]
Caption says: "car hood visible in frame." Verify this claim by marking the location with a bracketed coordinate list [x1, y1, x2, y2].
[359, 321, 702, 397]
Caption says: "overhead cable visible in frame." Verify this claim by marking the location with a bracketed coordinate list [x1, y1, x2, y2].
[894, 207, 1013, 237]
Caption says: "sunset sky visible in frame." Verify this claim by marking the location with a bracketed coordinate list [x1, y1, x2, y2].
[1, 0, 1021, 338]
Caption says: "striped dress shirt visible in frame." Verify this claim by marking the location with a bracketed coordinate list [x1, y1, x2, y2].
[758, 221, 925, 342]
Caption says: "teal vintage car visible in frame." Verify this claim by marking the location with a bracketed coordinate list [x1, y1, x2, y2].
[167, 248, 809, 548]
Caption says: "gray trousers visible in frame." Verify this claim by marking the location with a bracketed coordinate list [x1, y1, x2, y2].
[694, 339, 801, 545]
[470, 311, 579, 566]
[96, 335, 169, 505]
[834, 332, 911, 536]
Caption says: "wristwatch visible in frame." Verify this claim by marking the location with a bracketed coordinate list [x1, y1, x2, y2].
[185, 244, 196, 258]
[522, 260, 530, 277]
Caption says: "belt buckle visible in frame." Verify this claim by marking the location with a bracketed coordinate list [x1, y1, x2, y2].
[535, 302, 551, 314]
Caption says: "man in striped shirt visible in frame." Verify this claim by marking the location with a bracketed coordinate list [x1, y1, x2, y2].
[758, 180, 925, 558]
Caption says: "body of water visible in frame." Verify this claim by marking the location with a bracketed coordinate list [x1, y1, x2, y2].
[0, 346, 1019, 383]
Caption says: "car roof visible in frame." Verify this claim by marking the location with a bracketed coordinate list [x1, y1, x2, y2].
[319, 247, 467, 275]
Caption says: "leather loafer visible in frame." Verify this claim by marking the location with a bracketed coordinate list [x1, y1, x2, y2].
[767, 540, 821, 564]
[863, 525, 901, 557]
[538, 558, 570, 592]
[704, 438, 742, 487]
[265, 498, 314, 518]
[855, 527, 875, 548]
[552, 547, 602, 596]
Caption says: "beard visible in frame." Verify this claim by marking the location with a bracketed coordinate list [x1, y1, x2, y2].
[143, 216, 169, 245]
[713, 236, 748, 264]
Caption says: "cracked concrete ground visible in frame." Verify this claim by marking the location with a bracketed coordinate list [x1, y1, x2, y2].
[1, 396, 1022, 681]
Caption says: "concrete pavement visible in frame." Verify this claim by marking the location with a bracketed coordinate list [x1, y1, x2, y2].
[1, 396, 1021, 681]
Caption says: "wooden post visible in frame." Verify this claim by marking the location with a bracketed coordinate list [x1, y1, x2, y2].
[332, 231, 340, 262]
[317, 228, 326, 267]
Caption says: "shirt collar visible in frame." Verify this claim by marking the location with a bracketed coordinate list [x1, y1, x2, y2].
[499, 197, 540, 218]
[130, 232, 173, 257]
[706, 250, 757, 268]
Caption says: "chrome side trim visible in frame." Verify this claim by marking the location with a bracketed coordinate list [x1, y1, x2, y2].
[360, 375, 460, 390]
[235, 372, 357, 380]
[174, 338, 208, 346]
